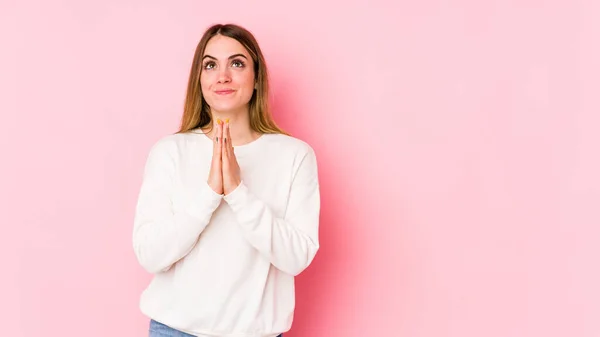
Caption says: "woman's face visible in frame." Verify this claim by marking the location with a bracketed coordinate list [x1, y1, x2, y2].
[200, 35, 256, 115]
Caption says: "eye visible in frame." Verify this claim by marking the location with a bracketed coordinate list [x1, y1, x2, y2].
[232, 59, 245, 68]
[203, 61, 216, 70]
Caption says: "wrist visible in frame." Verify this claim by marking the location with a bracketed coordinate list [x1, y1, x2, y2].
[225, 179, 241, 196]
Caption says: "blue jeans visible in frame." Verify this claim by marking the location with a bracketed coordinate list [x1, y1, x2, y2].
[149, 319, 283, 337]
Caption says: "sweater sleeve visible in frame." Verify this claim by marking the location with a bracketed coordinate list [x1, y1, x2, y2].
[223, 146, 320, 276]
[132, 139, 223, 273]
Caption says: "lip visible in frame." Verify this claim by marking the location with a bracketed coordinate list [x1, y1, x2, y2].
[214, 89, 235, 95]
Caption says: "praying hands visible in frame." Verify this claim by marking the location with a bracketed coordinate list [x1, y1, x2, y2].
[207, 119, 242, 196]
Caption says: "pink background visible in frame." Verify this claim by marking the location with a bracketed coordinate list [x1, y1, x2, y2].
[1, 0, 599, 336]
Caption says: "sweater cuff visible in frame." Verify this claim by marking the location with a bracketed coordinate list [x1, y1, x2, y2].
[184, 181, 223, 218]
[223, 181, 249, 211]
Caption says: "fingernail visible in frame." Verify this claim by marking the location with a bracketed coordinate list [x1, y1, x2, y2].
[217, 119, 222, 125]
[225, 118, 230, 124]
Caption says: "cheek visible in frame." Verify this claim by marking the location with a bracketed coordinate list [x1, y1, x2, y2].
[237, 75, 255, 99]
[236, 72, 255, 90]
[199, 74, 211, 92]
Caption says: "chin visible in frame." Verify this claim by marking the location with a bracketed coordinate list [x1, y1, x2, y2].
[210, 103, 247, 114]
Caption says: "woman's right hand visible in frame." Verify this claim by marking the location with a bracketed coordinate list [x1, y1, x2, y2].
[207, 119, 224, 195]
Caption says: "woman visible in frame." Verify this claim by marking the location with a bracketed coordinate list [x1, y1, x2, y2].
[132, 23, 321, 337]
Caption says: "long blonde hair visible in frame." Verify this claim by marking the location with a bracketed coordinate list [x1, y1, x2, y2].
[176, 23, 289, 136]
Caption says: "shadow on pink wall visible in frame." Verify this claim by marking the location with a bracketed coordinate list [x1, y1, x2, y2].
[269, 72, 366, 336]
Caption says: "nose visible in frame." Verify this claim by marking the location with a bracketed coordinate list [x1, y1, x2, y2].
[217, 67, 231, 84]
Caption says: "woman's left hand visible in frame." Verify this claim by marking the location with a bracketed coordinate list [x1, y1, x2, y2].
[222, 120, 242, 195]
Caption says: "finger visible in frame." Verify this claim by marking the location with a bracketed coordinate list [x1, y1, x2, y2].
[221, 122, 229, 158]
[211, 122, 219, 149]
[222, 125, 230, 173]
[226, 119, 233, 153]
[212, 120, 220, 166]
[213, 119, 218, 143]
[218, 119, 224, 157]
[219, 121, 227, 159]
[223, 120, 231, 158]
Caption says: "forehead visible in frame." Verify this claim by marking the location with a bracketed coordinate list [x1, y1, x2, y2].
[203, 35, 250, 58]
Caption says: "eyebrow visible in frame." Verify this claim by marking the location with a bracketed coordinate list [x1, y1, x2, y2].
[202, 53, 248, 61]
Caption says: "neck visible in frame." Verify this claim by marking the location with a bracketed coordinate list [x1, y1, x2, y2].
[205, 107, 260, 146]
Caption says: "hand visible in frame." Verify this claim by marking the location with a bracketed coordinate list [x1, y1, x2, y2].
[207, 120, 224, 195]
[222, 120, 241, 195]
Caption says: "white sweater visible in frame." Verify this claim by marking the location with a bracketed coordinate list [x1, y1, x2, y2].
[132, 130, 320, 337]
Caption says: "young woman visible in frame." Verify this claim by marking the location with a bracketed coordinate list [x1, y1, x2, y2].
[133, 23, 321, 337]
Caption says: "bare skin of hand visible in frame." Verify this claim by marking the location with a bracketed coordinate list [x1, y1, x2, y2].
[222, 120, 242, 195]
[207, 120, 224, 195]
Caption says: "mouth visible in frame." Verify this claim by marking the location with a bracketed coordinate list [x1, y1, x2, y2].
[214, 89, 236, 95]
